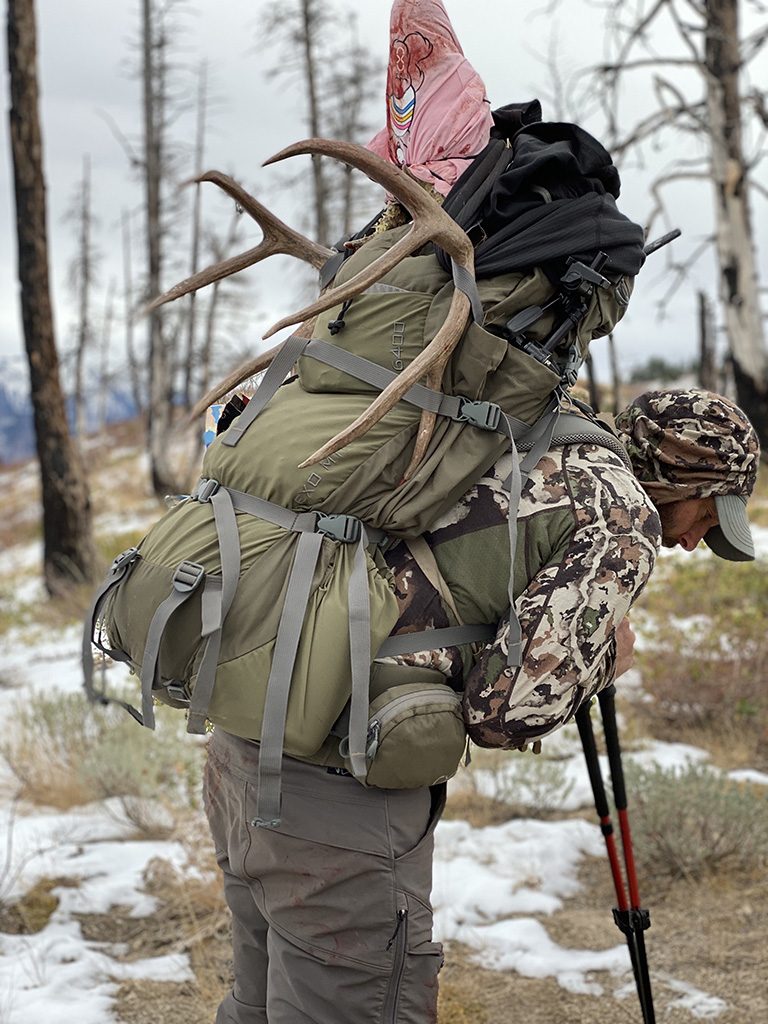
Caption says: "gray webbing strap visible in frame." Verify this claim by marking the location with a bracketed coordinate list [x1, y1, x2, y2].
[200, 577, 223, 637]
[222, 332, 312, 448]
[303, 340, 462, 418]
[451, 259, 484, 324]
[187, 487, 241, 735]
[82, 549, 142, 721]
[345, 534, 373, 783]
[500, 403, 561, 668]
[139, 561, 205, 730]
[254, 531, 325, 828]
[405, 536, 464, 627]
[225, 489, 317, 532]
[377, 624, 496, 658]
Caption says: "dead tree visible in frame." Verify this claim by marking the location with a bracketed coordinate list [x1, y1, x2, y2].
[141, 0, 186, 494]
[6, 0, 96, 594]
[261, 1, 381, 243]
[180, 60, 208, 411]
[698, 290, 718, 391]
[121, 209, 145, 419]
[592, 0, 768, 449]
[64, 154, 99, 439]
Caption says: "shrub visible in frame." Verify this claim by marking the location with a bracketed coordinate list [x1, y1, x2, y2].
[624, 761, 768, 881]
[462, 746, 576, 818]
[634, 557, 768, 768]
[0, 688, 204, 833]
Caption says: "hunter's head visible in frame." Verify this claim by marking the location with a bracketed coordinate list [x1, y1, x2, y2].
[616, 389, 760, 561]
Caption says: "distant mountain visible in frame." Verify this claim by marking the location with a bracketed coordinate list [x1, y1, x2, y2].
[0, 355, 139, 465]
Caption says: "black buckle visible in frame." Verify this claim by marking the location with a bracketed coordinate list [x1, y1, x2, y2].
[172, 560, 205, 593]
[165, 681, 191, 705]
[110, 547, 140, 574]
[457, 399, 502, 432]
[195, 478, 220, 502]
[316, 514, 362, 544]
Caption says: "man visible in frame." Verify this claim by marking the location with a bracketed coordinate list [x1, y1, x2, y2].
[204, 387, 759, 1024]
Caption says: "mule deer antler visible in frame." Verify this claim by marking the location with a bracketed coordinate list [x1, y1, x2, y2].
[146, 171, 332, 315]
[261, 139, 475, 479]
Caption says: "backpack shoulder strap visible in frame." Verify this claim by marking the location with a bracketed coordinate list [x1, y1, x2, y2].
[549, 412, 632, 470]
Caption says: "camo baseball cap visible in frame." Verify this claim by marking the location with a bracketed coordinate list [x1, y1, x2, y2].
[615, 389, 760, 561]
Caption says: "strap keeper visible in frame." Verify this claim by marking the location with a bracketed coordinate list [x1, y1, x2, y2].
[173, 560, 205, 593]
[195, 478, 220, 502]
[458, 399, 502, 432]
[316, 513, 362, 544]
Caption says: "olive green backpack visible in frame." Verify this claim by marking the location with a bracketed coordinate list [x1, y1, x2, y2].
[84, 123, 642, 828]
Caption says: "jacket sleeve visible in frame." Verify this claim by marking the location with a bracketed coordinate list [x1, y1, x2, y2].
[462, 448, 660, 749]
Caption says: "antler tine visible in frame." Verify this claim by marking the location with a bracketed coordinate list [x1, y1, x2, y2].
[261, 139, 473, 340]
[298, 287, 471, 472]
[188, 342, 283, 422]
[144, 171, 332, 314]
[188, 316, 318, 422]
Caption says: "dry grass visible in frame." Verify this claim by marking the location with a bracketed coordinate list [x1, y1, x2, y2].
[633, 554, 768, 770]
[0, 877, 76, 935]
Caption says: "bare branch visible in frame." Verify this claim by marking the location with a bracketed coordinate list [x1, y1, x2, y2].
[645, 169, 711, 235]
[596, 56, 699, 72]
[96, 108, 142, 169]
[654, 234, 714, 318]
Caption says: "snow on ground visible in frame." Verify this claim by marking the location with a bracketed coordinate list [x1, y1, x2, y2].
[0, 799, 193, 1024]
[0, 484, 753, 1020]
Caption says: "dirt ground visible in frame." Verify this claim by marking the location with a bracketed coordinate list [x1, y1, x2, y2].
[101, 845, 767, 1024]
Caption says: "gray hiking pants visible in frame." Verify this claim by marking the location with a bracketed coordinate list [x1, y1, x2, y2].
[203, 728, 446, 1024]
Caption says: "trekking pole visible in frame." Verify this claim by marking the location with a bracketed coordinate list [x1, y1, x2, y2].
[575, 687, 656, 1024]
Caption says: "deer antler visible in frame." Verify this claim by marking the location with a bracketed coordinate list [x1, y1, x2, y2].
[262, 140, 475, 479]
[145, 170, 332, 315]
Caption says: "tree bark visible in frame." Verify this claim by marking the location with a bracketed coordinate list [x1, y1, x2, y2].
[704, 0, 768, 447]
[6, 0, 96, 593]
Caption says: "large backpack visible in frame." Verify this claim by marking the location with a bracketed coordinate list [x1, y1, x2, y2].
[83, 112, 645, 826]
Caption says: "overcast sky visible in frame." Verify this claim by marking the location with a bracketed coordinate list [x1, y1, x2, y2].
[2, 0, 766, 387]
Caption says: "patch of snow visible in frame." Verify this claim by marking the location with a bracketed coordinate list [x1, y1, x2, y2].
[432, 818, 605, 938]
[616, 973, 729, 1019]
[467, 917, 628, 995]
[727, 768, 768, 786]
[0, 803, 193, 1024]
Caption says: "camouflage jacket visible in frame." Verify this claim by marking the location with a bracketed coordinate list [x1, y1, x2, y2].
[383, 440, 661, 748]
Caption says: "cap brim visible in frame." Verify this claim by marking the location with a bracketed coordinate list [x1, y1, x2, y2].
[705, 494, 755, 561]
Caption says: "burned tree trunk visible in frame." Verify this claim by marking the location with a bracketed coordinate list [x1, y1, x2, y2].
[704, 0, 767, 443]
[698, 290, 717, 392]
[142, 0, 181, 494]
[6, 0, 96, 594]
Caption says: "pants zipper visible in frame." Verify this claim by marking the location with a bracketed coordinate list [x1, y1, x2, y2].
[383, 896, 408, 1023]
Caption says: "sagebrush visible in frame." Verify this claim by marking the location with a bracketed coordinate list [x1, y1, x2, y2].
[635, 556, 768, 767]
[1, 688, 204, 831]
[625, 761, 768, 880]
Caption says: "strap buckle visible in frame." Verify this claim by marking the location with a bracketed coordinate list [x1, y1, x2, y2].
[195, 478, 220, 502]
[165, 681, 191, 705]
[110, 547, 140, 575]
[458, 399, 502, 432]
[172, 560, 205, 593]
[316, 513, 362, 544]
